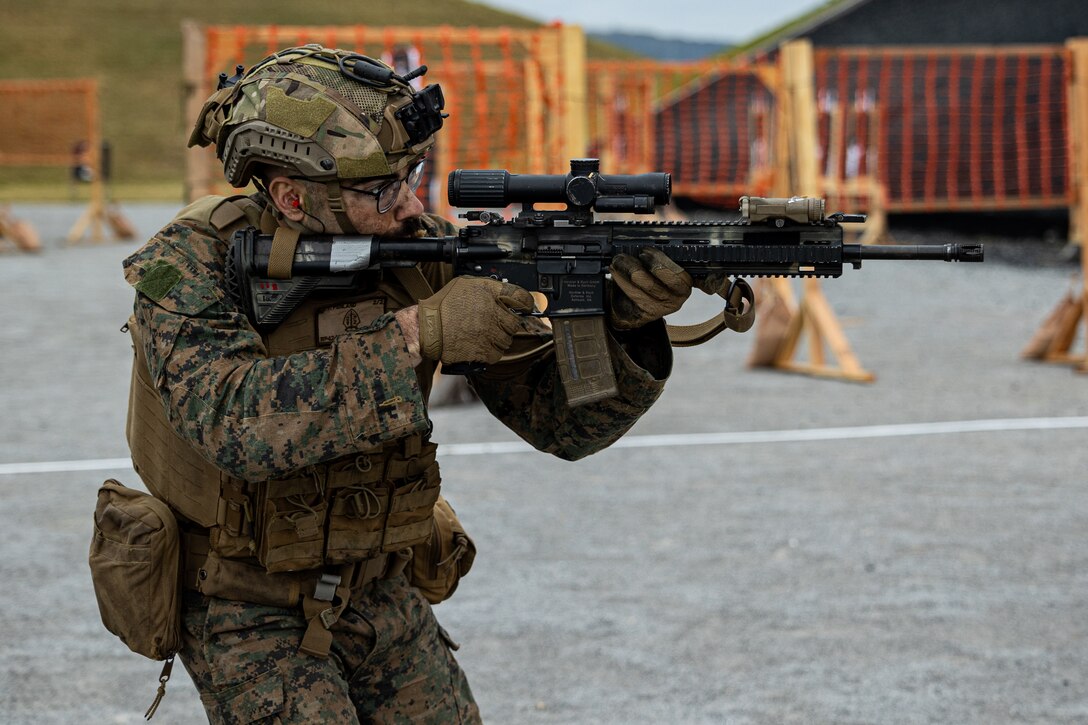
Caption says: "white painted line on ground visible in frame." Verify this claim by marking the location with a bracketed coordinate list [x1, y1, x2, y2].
[3, 416, 1086, 476]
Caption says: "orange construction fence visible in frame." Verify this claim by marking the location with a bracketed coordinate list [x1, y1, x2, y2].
[587, 60, 779, 201]
[0, 79, 99, 169]
[645, 43, 1078, 216]
[813, 45, 1073, 213]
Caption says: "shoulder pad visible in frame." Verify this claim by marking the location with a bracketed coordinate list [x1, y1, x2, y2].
[123, 243, 222, 315]
[175, 195, 263, 233]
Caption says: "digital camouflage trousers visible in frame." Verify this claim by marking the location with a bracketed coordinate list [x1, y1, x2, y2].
[178, 574, 481, 724]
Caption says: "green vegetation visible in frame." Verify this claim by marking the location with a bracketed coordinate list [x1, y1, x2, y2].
[0, 0, 633, 201]
[724, 0, 843, 58]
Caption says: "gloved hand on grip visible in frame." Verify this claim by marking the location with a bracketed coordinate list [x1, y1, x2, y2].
[608, 246, 693, 330]
[417, 277, 536, 365]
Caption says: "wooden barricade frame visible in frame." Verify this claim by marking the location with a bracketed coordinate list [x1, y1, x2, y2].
[0, 78, 132, 244]
[1024, 38, 1088, 372]
[748, 40, 876, 383]
[586, 58, 780, 199]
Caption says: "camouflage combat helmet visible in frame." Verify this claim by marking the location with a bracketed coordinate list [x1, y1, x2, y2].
[189, 44, 445, 229]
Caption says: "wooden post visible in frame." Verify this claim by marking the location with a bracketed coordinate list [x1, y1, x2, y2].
[1069, 39, 1088, 372]
[182, 20, 211, 202]
[0, 206, 41, 253]
[768, 63, 792, 198]
[750, 40, 875, 383]
[557, 24, 588, 164]
[67, 79, 104, 243]
[67, 79, 132, 244]
[432, 129, 452, 220]
[784, 41, 820, 197]
[1027, 39, 1088, 369]
[524, 59, 546, 173]
[639, 75, 655, 175]
[594, 70, 615, 173]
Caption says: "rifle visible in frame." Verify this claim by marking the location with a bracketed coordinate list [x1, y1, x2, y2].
[228, 159, 983, 405]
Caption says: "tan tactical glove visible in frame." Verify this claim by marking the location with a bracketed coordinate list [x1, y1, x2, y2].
[417, 277, 535, 365]
[609, 246, 693, 330]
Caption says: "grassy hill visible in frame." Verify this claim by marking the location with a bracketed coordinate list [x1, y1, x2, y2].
[0, 0, 633, 200]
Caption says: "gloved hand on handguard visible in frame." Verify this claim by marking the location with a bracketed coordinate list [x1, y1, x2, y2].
[608, 246, 693, 330]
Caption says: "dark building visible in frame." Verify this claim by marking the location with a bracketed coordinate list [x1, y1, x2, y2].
[747, 0, 1088, 52]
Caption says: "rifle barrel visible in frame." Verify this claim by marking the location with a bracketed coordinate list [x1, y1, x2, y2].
[846, 243, 984, 263]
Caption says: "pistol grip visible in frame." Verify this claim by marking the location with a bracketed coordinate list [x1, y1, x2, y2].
[551, 316, 618, 406]
[442, 362, 487, 376]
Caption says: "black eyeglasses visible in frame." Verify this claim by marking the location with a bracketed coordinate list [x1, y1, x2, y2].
[341, 160, 426, 214]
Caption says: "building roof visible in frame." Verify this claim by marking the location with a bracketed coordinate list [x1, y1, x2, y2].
[728, 0, 870, 58]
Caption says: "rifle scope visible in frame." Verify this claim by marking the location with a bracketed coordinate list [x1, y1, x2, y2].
[448, 158, 670, 213]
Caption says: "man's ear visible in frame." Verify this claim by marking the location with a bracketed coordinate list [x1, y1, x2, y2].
[266, 175, 306, 221]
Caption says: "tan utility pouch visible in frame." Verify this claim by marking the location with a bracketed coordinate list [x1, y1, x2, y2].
[253, 471, 327, 573]
[326, 441, 441, 565]
[410, 495, 476, 604]
[88, 479, 181, 660]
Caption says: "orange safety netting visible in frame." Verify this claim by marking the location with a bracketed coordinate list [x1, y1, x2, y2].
[588, 60, 777, 202]
[813, 47, 1072, 212]
[0, 79, 98, 168]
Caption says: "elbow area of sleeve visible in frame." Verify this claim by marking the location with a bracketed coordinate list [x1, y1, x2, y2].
[608, 321, 671, 408]
[336, 317, 430, 447]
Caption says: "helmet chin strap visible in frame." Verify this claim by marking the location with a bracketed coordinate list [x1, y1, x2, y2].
[325, 180, 358, 234]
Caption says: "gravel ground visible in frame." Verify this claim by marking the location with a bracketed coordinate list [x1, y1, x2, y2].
[0, 202, 1085, 724]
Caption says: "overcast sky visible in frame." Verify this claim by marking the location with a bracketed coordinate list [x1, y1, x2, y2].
[475, 0, 828, 44]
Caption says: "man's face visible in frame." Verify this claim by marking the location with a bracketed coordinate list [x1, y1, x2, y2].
[295, 166, 427, 237]
[340, 169, 427, 237]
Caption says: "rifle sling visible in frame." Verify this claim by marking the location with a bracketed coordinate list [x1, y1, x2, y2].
[267, 226, 301, 280]
[667, 278, 756, 347]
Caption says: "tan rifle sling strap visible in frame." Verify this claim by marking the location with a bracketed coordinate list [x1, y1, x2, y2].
[666, 277, 756, 347]
[267, 226, 301, 280]
[390, 267, 434, 304]
[389, 267, 440, 388]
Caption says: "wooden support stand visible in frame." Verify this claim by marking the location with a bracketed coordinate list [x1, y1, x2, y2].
[0, 205, 41, 253]
[66, 138, 134, 244]
[748, 278, 875, 382]
[1022, 284, 1085, 369]
[66, 188, 136, 244]
[1025, 38, 1088, 373]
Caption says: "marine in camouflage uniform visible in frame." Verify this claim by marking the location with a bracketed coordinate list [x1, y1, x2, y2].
[124, 46, 685, 723]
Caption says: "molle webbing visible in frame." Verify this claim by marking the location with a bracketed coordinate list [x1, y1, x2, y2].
[127, 322, 226, 529]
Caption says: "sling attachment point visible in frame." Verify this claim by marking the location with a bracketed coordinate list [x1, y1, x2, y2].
[667, 277, 756, 347]
[299, 566, 353, 658]
[143, 654, 174, 721]
[313, 572, 340, 601]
